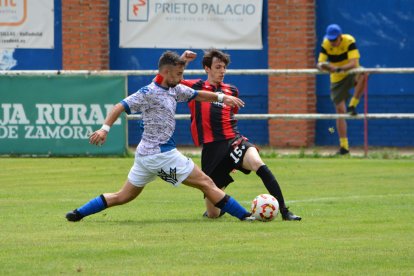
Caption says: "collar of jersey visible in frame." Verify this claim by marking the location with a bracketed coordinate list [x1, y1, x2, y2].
[205, 80, 223, 91]
[153, 81, 170, 90]
[153, 74, 170, 90]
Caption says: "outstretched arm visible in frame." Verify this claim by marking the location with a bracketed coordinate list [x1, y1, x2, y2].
[89, 103, 125, 146]
[195, 91, 245, 109]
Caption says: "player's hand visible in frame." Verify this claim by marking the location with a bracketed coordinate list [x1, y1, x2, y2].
[89, 129, 108, 146]
[181, 50, 197, 63]
[317, 62, 332, 72]
[223, 95, 245, 108]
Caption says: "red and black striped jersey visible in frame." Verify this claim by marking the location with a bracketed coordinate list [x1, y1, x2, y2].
[181, 79, 240, 146]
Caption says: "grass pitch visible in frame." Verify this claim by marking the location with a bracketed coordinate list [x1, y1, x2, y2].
[0, 157, 413, 275]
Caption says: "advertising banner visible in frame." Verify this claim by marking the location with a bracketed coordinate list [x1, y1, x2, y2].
[120, 0, 263, 49]
[0, 0, 54, 49]
[0, 76, 127, 156]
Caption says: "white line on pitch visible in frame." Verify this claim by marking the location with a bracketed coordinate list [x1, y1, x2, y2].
[241, 193, 414, 205]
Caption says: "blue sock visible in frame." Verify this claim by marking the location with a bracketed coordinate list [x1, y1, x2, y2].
[217, 196, 250, 220]
[77, 195, 107, 217]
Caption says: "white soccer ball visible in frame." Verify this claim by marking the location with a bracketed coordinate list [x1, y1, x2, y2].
[251, 194, 279, 222]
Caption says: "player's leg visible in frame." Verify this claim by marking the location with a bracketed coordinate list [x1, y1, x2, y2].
[65, 180, 144, 222]
[331, 78, 351, 154]
[202, 154, 239, 218]
[203, 163, 233, 218]
[204, 196, 223, 218]
[335, 100, 349, 155]
[242, 147, 301, 221]
[200, 141, 236, 218]
[66, 154, 152, 222]
[348, 73, 367, 115]
[183, 165, 252, 220]
[352, 73, 367, 103]
[103, 181, 144, 207]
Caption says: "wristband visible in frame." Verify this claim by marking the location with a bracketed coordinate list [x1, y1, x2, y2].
[217, 93, 224, 103]
[100, 124, 110, 132]
[335, 67, 342, 73]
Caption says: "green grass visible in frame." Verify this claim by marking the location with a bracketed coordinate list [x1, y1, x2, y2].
[0, 157, 413, 275]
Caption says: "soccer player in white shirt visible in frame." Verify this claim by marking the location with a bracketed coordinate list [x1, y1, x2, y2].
[65, 51, 254, 222]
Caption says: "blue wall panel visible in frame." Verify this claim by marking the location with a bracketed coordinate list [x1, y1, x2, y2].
[315, 0, 414, 147]
[109, 0, 269, 146]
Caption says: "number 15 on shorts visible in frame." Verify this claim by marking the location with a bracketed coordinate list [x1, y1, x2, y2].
[230, 145, 245, 164]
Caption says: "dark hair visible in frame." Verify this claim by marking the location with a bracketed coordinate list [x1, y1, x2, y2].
[158, 51, 186, 69]
[202, 48, 230, 69]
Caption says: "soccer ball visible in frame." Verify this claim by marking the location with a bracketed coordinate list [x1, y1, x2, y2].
[251, 194, 279, 222]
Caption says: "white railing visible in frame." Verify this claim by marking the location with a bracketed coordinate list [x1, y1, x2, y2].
[2, 67, 413, 156]
[126, 113, 414, 120]
[2, 67, 414, 76]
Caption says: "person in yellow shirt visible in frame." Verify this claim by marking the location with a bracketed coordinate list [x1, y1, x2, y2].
[317, 24, 367, 155]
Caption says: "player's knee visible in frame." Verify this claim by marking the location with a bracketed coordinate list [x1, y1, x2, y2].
[357, 73, 368, 83]
[250, 159, 265, 172]
[335, 104, 346, 113]
[207, 209, 221, 218]
[243, 153, 264, 172]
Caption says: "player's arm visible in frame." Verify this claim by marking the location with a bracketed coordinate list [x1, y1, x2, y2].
[178, 50, 197, 86]
[89, 103, 125, 146]
[316, 58, 337, 73]
[316, 46, 333, 72]
[194, 90, 245, 108]
[338, 39, 361, 72]
[316, 46, 344, 73]
[334, 58, 358, 72]
[180, 50, 197, 66]
[319, 58, 358, 73]
[316, 61, 333, 72]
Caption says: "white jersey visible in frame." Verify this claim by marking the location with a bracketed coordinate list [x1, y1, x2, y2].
[121, 81, 198, 156]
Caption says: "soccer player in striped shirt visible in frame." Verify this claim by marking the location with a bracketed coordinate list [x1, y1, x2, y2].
[181, 49, 301, 221]
[65, 51, 255, 222]
[317, 24, 368, 155]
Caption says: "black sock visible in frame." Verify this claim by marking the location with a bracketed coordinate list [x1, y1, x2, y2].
[256, 165, 286, 208]
[214, 194, 230, 209]
[214, 194, 250, 220]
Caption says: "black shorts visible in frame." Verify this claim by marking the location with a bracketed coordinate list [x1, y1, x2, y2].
[201, 136, 256, 189]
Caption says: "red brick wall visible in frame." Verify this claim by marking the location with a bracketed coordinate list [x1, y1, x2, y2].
[62, 0, 109, 70]
[268, 0, 316, 147]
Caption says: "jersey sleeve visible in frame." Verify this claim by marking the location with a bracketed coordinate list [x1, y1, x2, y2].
[318, 45, 328, 63]
[347, 44, 360, 59]
[175, 84, 198, 102]
[120, 87, 148, 114]
[346, 35, 360, 60]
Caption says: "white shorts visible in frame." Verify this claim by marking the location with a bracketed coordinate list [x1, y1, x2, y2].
[128, 149, 195, 187]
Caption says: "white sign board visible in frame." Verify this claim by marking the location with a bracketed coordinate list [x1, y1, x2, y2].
[0, 0, 54, 49]
[120, 0, 263, 49]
